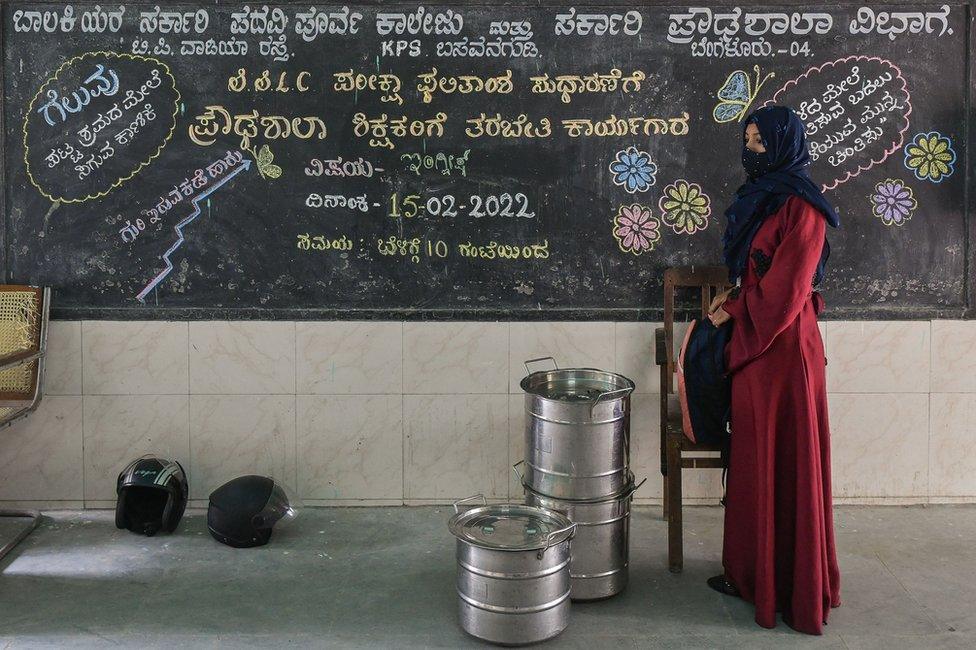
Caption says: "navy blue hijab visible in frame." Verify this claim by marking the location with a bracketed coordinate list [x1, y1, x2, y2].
[722, 106, 840, 286]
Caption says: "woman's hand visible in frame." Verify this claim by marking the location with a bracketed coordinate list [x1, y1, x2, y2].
[709, 288, 733, 314]
[708, 288, 734, 326]
[708, 306, 731, 326]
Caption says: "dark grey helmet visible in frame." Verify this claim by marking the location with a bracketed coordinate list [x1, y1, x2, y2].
[207, 475, 297, 548]
[115, 455, 188, 536]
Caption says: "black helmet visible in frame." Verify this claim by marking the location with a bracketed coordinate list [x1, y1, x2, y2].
[207, 475, 297, 548]
[115, 455, 188, 536]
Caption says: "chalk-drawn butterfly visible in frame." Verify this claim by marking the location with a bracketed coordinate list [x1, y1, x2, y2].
[712, 65, 775, 124]
[250, 144, 282, 179]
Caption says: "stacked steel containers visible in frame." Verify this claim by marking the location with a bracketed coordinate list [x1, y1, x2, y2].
[516, 358, 642, 601]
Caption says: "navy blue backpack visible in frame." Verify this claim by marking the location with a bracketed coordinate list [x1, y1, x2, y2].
[676, 318, 733, 446]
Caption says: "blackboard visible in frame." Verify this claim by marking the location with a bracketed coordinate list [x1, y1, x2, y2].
[3, 2, 973, 320]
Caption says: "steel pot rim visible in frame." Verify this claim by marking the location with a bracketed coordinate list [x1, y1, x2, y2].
[520, 366, 635, 404]
[514, 462, 646, 503]
[448, 499, 576, 554]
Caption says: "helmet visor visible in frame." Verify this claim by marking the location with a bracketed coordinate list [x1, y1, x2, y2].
[253, 480, 300, 530]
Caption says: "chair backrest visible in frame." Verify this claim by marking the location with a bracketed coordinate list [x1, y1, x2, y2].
[661, 266, 731, 394]
[0, 285, 49, 420]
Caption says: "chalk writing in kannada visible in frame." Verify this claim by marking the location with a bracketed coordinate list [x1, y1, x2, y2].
[465, 114, 552, 139]
[375, 7, 464, 36]
[561, 114, 691, 137]
[36, 63, 120, 126]
[555, 8, 643, 36]
[294, 6, 362, 40]
[377, 237, 449, 264]
[458, 240, 550, 260]
[188, 106, 327, 149]
[305, 157, 384, 178]
[530, 69, 645, 104]
[768, 56, 912, 191]
[334, 70, 404, 104]
[297, 234, 355, 251]
[401, 150, 470, 177]
[229, 68, 310, 93]
[24, 51, 180, 204]
[139, 7, 209, 34]
[666, 7, 830, 58]
[352, 113, 448, 149]
[417, 68, 513, 104]
[136, 151, 250, 302]
[306, 193, 369, 212]
[848, 5, 952, 40]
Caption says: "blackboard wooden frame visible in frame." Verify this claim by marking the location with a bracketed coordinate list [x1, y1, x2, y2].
[2, 0, 974, 321]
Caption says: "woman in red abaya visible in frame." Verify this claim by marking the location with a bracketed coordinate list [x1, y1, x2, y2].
[706, 105, 842, 635]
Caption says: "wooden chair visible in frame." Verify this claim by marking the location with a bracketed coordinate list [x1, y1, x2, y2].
[0, 285, 51, 563]
[655, 267, 731, 573]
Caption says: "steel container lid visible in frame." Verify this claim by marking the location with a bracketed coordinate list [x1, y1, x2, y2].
[518, 359, 635, 403]
[520, 367, 635, 403]
[449, 503, 575, 551]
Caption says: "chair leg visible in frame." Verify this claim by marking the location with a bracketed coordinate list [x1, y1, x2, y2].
[666, 435, 683, 573]
[662, 478, 669, 520]
[0, 510, 41, 563]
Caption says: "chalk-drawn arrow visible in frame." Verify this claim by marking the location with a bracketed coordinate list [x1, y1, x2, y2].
[136, 159, 251, 303]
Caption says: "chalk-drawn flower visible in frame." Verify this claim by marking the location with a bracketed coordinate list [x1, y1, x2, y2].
[613, 204, 661, 255]
[871, 179, 917, 226]
[903, 132, 955, 183]
[610, 146, 657, 194]
[659, 180, 711, 235]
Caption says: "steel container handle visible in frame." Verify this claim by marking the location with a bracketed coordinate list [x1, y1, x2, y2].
[622, 477, 648, 499]
[590, 386, 634, 417]
[523, 356, 558, 374]
[537, 522, 577, 559]
[452, 494, 487, 514]
[594, 386, 633, 404]
[512, 460, 525, 483]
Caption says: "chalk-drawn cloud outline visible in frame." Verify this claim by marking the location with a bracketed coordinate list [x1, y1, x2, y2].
[22, 51, 180, 204]
[764, 55, 912, 193]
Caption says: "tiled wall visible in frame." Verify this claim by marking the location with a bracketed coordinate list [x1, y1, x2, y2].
[0, 320, 973, 509]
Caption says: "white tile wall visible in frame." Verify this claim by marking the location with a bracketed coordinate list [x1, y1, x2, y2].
[189, 322, 296, 394]
[615, 322, 663, 395]
[403, 394, 509, 501]
[297, 394, 403, 501]
[403, 322, 508, 394]
[829, 393, 929, 498]
[0, 396, 83, 501]
[1, 319, 974, 506]
[929, 393, 976, 497]
[930, 321, 976, 393]
[44, 321, 82, 395]
[83, 395, 190, 501]
[82, 321, 188, 394]
[296, 322, 402, 395]
[827, 321, 930, 393]
[188, 394, 296, 500]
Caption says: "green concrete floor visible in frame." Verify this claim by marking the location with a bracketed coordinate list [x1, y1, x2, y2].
[0, 505, 974, 648]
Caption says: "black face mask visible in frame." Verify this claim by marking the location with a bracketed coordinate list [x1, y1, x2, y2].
[742, 147, 772, 180]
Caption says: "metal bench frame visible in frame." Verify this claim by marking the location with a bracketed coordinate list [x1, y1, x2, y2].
[0, 286, 51, 564]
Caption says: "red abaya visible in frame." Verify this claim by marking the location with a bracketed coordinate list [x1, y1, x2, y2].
[720, 195, 842, 635]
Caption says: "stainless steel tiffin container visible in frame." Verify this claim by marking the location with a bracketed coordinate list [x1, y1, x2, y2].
[520, 358, 636, 500]
[517, 466, 646, 601]
[448, 495, 577, 646]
